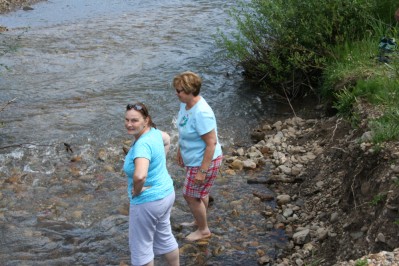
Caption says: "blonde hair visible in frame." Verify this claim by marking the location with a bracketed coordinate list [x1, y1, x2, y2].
[172, 71, 202, 96]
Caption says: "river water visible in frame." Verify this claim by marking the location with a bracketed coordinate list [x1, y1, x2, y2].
[0, 1, 288, 265]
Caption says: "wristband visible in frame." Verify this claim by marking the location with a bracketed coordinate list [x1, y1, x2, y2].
[199, 169, 207, 174]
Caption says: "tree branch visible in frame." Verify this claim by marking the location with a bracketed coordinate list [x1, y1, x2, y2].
[0, 97, 17, 112]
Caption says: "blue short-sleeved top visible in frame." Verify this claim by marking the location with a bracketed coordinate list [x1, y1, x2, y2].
[123, 128, 174, 205]
[177, 97, 222, 166]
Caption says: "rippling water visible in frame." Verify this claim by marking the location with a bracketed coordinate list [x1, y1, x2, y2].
[0, 1, 287, 265]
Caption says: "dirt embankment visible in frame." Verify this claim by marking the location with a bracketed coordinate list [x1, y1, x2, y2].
[236, 105, 399, 265]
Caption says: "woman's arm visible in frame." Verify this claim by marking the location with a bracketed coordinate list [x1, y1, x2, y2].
[196, 129, 217, 181]
[161, 130, 170, 155]
[132, 157, 150, 197]
[176, 146, 184, 167]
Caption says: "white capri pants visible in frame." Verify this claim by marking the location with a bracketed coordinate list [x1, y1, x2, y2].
[129, 191, 178, 266]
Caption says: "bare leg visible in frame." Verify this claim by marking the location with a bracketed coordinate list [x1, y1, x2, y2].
[181, 195, 209, 226]
[183, 195, 211, 241]
[201, 195, 209, 210]
[180, 220, 197, 227]
[181, 195, 209, 227]
[164, 248, 179, 266]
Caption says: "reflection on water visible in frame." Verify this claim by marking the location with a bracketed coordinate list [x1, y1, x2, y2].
[0, 0, 287, 265]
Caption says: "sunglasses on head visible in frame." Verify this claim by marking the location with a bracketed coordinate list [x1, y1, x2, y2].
[126, 104, 143, 111]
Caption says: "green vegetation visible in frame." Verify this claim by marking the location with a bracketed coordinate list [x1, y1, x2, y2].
[370, 193, 387, 205]
[355, 259, 368, 266]
[217, 0, 399, 143]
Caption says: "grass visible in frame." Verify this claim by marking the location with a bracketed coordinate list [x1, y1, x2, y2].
[322, 22, 399, 144]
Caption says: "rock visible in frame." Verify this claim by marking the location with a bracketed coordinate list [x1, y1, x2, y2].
[293, 229, 310, 245]
[243, 159, 257, 169]
[22, 6, 34, 11]
[250, 129, 265, 142]
[283, 208, 294, 217]
[273, 121, 283, 130]
[295, 258, 304, 266]
[230, 159, 244, 170]
[224, 169, 236, 175]
[376, 233, 386, 243]
[253, 191, 274, 201]
[360, 131, 373, 142]
[235, 147, 245, 156]
[276, 194, 291, 205]
[258, 255, 271, 265]
[330, 212, 339, 223]
[391, 165, 399, 174]
[317, 228, 329, 240]
[98, 149, 107, 161]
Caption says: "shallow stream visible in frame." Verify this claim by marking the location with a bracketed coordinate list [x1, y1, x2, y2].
[0, 1, 289, 265]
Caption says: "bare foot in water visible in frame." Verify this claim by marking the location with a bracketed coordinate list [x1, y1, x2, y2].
[185, 229, 211, 242]
[180, 221, 197, 227]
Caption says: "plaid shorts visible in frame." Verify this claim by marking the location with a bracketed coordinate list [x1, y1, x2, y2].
[183, 155, 223, 199]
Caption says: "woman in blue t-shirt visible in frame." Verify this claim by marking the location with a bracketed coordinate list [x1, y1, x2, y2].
[172, 71, 223, 242]
[123, 102, 179, 266]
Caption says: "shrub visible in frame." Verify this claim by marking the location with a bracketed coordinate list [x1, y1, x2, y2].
[217, 0, 398, 98]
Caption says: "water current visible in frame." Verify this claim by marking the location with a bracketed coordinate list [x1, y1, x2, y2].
[0, 1, 289, 265]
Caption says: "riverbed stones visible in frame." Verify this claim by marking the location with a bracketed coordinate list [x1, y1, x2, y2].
[243, 159, 257, 169]
[222, 116, 398, 265]
[276, 194, 291, 205]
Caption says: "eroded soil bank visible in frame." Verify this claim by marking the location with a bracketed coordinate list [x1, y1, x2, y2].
[226, 104, 399, 265]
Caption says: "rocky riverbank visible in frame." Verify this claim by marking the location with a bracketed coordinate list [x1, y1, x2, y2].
[222, 113, 399, 265]
[0, 0, 43, 14]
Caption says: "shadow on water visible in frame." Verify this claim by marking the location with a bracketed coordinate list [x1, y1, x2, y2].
[0, 0, 289, 265]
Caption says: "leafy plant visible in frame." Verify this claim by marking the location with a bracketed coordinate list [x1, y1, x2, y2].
[355, 259, 368, 266]
[333, 88, 357, 118]
[370, 193, 387, 205]
[217, 0, 391, 97]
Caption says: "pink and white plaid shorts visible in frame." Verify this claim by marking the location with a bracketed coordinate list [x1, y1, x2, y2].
[183, 155, 223, 198]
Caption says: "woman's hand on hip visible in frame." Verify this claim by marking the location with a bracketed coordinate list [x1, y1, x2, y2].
[132, 186, 151, 197]
[194, 172, 205, 184]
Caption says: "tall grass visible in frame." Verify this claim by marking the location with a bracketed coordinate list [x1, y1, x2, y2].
[324, 20, 399, 143]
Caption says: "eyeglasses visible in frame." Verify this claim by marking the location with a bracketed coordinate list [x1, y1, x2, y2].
[126, 104, 143, 111]
[175, 88, 184, 94]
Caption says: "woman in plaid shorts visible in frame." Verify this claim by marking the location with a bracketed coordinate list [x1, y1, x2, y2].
[173, 71, 223, 242]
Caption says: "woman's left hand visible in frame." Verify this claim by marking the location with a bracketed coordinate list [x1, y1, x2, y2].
[132, 186, 151, 197]
[194, 173, 205, 184]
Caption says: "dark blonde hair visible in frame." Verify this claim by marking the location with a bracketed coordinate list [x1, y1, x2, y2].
[126, 102, 157, 128]
[172, 71, 202, 96]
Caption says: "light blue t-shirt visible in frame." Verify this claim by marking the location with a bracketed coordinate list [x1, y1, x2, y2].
[123, 128, 174, 205]
[177, 97, 222, 166]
